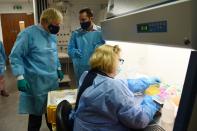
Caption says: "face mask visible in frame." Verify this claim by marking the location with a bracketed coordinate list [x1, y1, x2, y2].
[48, 24, 60, 34]
[80, 21, 91, 30]
[116, 64, 122, 74]
[116, 58, 124, 74]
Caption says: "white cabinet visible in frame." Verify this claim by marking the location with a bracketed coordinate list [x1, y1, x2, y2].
[107, 0, 175, 18]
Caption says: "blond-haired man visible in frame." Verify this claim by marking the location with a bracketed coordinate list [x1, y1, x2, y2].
[9, 8, 63, 131]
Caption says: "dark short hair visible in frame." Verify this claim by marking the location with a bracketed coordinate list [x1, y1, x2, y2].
[79, 8, 93, 17]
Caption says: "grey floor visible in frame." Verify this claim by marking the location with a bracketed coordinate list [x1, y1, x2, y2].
[0, 64, 76, 131]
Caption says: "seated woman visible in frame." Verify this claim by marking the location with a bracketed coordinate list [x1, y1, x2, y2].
[73, 44, 159, 131]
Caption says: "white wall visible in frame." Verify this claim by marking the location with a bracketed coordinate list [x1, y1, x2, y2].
[0, 2, 33, 14]
[107, 41, 191, 88]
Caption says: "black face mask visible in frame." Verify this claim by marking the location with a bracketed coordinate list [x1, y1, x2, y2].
[80, 21, 91, 30]
[48, 24, 60, 34]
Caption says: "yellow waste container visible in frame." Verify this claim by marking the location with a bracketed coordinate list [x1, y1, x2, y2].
[47, 89, 77, 130]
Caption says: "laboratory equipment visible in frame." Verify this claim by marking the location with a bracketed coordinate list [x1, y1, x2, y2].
[101, 0, 197, 130]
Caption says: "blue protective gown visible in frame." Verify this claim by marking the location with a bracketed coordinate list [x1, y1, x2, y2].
[9, 25, 60, 115]
[0, 41, 6, 76]
[67, 25, 105, 83]
[73, 72, 157, 131]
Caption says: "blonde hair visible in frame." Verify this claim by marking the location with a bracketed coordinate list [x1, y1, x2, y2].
[40, 8, 63, 24]
[90, 44, 121, 73]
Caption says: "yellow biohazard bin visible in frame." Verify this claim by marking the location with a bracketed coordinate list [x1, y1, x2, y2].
[47, 89, 77, 130]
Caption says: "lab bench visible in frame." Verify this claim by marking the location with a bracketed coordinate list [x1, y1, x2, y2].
[58, 53, 71, 85]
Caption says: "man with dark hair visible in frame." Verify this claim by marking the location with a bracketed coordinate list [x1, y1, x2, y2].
[68, 8, 105, 84]
[79, 8, 93, 17]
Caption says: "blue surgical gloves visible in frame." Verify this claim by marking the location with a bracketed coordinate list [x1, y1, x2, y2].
[17, 79, 30, 92]
[141, 96, 160, 120]
[127, 77, 161, 93]
[57, 70, 64, 81]
[145, 77, 161, 85]
[68, 49, 82, 58]
[75, 49, 82, 58]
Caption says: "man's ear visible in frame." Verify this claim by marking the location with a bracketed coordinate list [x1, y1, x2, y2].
[41, 21, 49, 32]
[90, 17, 94, 21]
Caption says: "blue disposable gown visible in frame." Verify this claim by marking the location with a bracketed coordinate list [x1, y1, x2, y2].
[9, 25, 60, 115]
[73, 72, 157, 131]
[0, 41, 6, 75]
[67, 25, 105, 83]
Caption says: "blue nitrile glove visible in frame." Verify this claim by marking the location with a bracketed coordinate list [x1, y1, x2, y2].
[17, 79, 30, 92]
[141, 96, 159, 120]
[147, 77, 161, 85]
[75, 49, 82, 58]
[127, 77, 161, 93]
[57, 70, 64, 81]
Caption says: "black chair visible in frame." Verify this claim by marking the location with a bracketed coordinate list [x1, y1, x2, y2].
[130, 124, 165, 131]
[56, 100, 73, 131]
